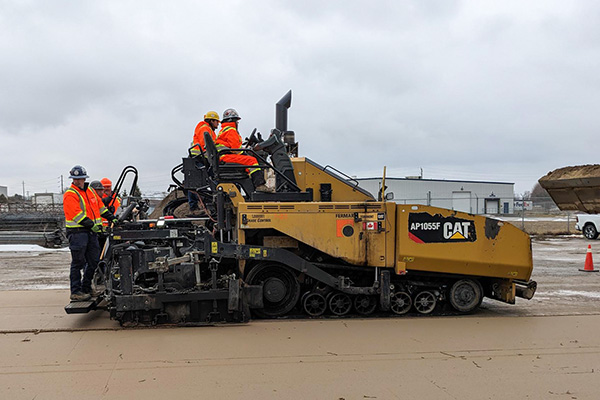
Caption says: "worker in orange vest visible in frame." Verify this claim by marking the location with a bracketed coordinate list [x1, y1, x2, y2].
[216, 108, 266, 190]
[63, 165, 117, 301]
[188, 111, 220, 211]
[100, 177, 121, 224]
[190, 111, 220, 156]
[90, 181, 112, 253]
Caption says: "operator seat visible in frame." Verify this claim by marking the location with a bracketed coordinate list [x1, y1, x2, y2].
[203, 131, 254, 194]
[203, 131, 313, 202]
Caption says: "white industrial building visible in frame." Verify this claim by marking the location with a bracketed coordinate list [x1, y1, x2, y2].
[0, 186, 7, 198]
[33, 193, 63, 205]
[356, 177, 515, 215]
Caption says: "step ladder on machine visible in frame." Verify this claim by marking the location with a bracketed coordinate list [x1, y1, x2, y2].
[64, 296, 103, 314]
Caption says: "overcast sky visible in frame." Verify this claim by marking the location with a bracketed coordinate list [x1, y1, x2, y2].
[1, 0, 599, 197]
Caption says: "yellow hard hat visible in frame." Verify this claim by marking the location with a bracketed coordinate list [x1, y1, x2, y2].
[204, 111, 220, 121]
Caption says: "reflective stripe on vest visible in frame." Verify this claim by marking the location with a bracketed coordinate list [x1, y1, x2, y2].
[219, 126, 235, 135]
[190, 142, 201, 156]
[65, 188, 102, 228]
[65, 188, 87, 228]
[215, 126, 235, 151]
[102, 195, 121, 227]
[91, 187, 108, 215]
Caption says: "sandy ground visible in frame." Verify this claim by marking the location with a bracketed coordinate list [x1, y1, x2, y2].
[1, 307, 599, 400]
[0, 234, 599, 399]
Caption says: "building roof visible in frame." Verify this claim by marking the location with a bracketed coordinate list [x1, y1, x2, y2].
[357, 177, 514, 186]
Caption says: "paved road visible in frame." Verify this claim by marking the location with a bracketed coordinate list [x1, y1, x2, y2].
[1, 237, 599, 399]
[0, 289, 599, 400]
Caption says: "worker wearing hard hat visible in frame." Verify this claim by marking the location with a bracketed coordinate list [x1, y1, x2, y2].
[89, 180, 106, 201]
[216, 108, 267, 190]
[190, 111, 220, 156]
[90, 180, 111, 252]
[63, 166, 118, 302]
[100, 177, 121, 218]
[187, 111, 220, 211]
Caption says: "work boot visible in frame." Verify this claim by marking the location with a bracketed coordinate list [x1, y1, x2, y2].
[70, 292, 91, 302]
[186, 207, 206, 217]
[83, 288, 103, 298]
[251, 171, 268, 192]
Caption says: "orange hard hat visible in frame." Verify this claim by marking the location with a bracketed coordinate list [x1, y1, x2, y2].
[100, 177, 112, 188]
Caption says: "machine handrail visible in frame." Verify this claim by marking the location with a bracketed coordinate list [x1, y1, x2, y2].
[111, 166, 139, 208]
[170, 163, 184, 187]
[323, 165, 360, 189]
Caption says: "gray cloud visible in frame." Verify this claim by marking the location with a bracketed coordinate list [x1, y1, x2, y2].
[1, 0, 599, 197]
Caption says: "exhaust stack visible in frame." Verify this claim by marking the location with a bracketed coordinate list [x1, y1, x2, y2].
[274, 90, 298, 157]
[275, 90, 292, 131]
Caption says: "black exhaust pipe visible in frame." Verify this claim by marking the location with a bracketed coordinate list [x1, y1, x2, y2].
[275, 90, 292, 132]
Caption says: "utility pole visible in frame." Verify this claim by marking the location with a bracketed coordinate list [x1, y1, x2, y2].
[22, 181, 25, 198]
[60, 175, 64, 193]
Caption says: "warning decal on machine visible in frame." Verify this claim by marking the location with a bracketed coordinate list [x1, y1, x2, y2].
[408, 212, 476, 243]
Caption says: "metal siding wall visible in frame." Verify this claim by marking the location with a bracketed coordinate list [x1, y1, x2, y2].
[356, 180, 381, 199]
[356, 178, 514, 214]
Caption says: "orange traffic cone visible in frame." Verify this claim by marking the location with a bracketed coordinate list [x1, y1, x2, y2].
[580, 245, 598, 272]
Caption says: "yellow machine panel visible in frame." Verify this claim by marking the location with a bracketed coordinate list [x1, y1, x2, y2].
[291, 158, 375, 202]
[395, 205, 533, 280]
[238, 202, 396, 267]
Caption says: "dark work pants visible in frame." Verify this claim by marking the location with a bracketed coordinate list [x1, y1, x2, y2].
[67, 231, 100, 294]
[188, 191, 199, 210]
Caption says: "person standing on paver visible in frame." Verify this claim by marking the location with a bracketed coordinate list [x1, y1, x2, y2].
[100, 177, 122, 221]
[63, 165, 117, 301]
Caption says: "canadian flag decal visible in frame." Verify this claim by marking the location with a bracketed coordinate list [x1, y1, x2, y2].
[364, 221, 378, 231]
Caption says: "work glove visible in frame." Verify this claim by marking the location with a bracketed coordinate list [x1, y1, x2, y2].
[111, 217, 119, 226]
[91, 224, 102, 234]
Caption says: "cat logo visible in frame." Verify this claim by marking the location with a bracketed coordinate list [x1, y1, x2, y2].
[408, 212, 477, 243]
[444, 222, 472, 240]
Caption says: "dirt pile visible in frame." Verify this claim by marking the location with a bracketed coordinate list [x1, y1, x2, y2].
[538, 164, 600, 214]
[149, 190, 190, 219]
[539, 164, 600, 181]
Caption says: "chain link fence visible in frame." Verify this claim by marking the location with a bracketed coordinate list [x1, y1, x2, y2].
[390, 195, 579, 235]
[0, 203, 63, 215]
[0, 195, 583, 236]
[506, 196, 578, 235]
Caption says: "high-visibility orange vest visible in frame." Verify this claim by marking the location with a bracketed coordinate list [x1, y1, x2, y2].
[63, 184, 106, 229]
[101, 194, 121, 226]
[215, 122, 242, 154]
[191, 121, 216, 156]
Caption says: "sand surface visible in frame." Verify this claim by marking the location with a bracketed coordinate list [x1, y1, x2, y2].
[1, 236, 600, 399]
[0, 293, 599, 400]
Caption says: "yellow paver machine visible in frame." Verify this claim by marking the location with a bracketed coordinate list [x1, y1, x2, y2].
[66, 91, 536, 324]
